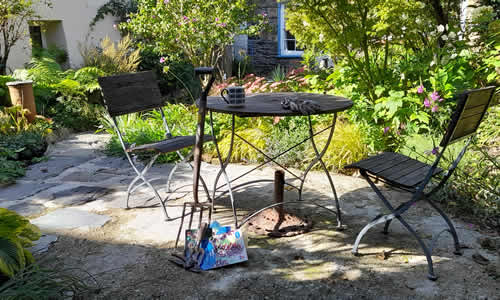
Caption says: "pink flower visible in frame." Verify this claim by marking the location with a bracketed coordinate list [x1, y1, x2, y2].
[183, 16, 189, 21]
[431, 105, 439, 112]
[383, 127, 390, 134]
[423, 98, 431, 107]
[164, 0, 169, 3]
[417, 85, 424, 94]
[218, 22, 227, 27]
[431, 147, 439, 155]
[438, 97, 444, 102]
[159, 57, 166, 63]
[430, 91, 440, 101]
[215, 17, 219, 22]
[113, 24, 118, 29]
[192, 18, 197, 22]
[262, 12, 268, 17]
[152, 15, 156, 18]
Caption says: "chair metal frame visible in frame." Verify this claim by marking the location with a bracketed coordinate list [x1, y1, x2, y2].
[346, 86, 497, 280]
[99, 71, 212, 221]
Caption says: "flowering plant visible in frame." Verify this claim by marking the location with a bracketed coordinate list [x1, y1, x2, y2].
[124, 0, 268, 68]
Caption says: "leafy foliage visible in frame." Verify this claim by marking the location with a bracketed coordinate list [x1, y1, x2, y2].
[0, 258, 100, 299]
[90, 0, 138, 29]
[13, 55, 106, 131]
[0, 208, 40, 278]
[31, 45, 68, 65]
[285, 0, 497, 152]
[124, 0, 268, 69]
[0, 75, 15, 106]
[80, 35, 141, 75]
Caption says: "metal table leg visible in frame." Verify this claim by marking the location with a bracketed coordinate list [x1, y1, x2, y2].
[299, 114, 342, 228]
[210, 112, 238, 227]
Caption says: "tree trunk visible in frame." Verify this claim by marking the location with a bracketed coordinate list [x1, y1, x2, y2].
[0, 56, 7, 75]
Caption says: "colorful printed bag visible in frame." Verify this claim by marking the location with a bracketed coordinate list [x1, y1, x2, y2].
[185, 222, 248, 270]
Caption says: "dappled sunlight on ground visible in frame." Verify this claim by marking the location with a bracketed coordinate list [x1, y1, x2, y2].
[2, 133, 499, 298]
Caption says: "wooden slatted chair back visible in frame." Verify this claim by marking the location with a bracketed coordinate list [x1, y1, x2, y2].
[98, 71, 164, 117]
[440, 86, 496, 147]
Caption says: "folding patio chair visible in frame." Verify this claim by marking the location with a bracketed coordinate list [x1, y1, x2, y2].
[98, 70, 214, 220]
[345, 86, 496, 280]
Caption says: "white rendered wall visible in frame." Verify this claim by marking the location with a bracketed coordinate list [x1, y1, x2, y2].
[3, 0, 122, 73]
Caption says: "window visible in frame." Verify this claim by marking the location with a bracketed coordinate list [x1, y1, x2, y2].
[278, 3, 303, 57]
[29, 26, 43, 49]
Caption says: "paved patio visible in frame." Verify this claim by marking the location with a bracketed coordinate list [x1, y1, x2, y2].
[1, 133, 498, 299]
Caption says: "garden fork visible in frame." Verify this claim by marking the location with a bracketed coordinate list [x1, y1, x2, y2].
[175, 202, 212, 248]
[174, 67, 215, 249]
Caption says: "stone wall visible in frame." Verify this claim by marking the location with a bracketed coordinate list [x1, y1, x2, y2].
[246, 0, 302, 75]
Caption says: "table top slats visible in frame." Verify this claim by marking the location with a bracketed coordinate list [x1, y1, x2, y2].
[206, 92, 353, 117]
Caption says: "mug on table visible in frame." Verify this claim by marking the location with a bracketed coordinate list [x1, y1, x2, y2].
[221, 86, 245, 106]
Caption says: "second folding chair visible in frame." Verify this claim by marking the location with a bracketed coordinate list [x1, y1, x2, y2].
[346, 86, 496, 280]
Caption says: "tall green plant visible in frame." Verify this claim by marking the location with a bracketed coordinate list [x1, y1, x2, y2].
[0, 208, 40, 278]
[80, 35, 141, 75]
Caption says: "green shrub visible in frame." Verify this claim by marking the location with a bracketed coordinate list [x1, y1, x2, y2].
[0, 208, 40, 279]
[0, 156, 25, 185]
[0, 131, 47, 161]
[267, 116, 311, 168]
[305, 119, 369, 174]
[216, 117, 273, 163]
[12, 56, 106, 131]
[0, 75, 15, 107]
[140, 49, 200, 102]
[32, 45, 68, 65]
[80, 35, 140, 75]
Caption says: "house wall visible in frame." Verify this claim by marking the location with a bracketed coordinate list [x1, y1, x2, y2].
[4, 0, 121, 73]
[241, 0, 301, 75]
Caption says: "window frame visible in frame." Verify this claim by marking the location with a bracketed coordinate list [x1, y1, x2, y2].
[277, 3, 304, 58]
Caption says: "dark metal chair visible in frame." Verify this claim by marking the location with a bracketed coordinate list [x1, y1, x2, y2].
[98, 70, 214, 220]
[345, 86, 496, 280]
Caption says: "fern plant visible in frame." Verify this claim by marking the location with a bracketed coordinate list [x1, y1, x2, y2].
[0, 208, 41, 278]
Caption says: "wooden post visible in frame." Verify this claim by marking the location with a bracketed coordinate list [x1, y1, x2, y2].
[273, 170, 285, 232]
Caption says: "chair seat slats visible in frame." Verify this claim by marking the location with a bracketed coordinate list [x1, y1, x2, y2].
[377, 158, 425, 179]
[396, 164, 441, 187]
[350, 152, 393, 170]
[346, 152, 442, 188]
[369, 153, 411, 174]
[127, 135, 214, 154]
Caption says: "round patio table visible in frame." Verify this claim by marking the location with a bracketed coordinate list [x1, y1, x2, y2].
[206, 92, 353, 228]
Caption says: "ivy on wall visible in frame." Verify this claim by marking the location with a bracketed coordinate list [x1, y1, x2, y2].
[89, 0, 137, 29]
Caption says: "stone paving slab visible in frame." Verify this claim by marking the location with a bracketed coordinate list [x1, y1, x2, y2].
[30, 234, 58, 254]
[24, 156, 97, 181]
[2, 200, 46, 217]
[0, 182, 57, 201]
[31, 207, 111, 231]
